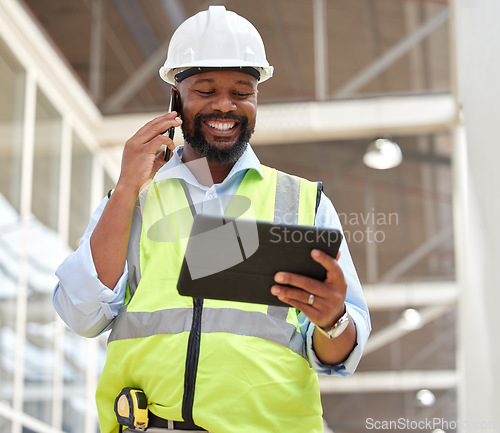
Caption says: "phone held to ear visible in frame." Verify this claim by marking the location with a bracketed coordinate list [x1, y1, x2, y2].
[165, 88, 180, 161]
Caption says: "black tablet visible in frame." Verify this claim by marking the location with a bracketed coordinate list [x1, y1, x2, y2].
[176, 214, 343, 306]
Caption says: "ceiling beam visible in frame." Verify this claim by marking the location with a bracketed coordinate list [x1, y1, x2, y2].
[363, 281, 457, 310]
[333, 7, 449, 98]
[313, 0, 328, 100]
[381, 225, 453, 283]
[264, 0, 303, 92]
[101, 39, 171, 113]
[319, 369, 457, 393]
[159, 0, 187, 28]
[102, 0, 189, 113]
[89, 0, 104, 103]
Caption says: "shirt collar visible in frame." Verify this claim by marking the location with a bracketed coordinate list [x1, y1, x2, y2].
[154, 144, 264, 188]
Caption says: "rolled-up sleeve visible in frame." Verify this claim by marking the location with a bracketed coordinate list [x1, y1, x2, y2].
[300, 303, 370, 376]
[53, 197, 128, 338]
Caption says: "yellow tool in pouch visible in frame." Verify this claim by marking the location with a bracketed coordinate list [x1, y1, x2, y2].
[114, 387, 149, 432]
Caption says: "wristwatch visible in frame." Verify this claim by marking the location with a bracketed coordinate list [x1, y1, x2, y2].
[316, 311, 350, 339]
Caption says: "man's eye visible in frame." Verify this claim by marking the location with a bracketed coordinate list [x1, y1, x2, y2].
[196, 90, 213, 95]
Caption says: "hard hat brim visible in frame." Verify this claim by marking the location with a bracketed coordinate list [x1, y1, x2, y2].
[160, 65, 274, 85]
[174, 67, 261, 83]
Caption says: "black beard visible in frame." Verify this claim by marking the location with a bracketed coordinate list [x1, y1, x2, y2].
[181, 113, 254, 164]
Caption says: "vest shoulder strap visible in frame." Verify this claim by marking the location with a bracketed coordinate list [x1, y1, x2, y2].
[271, 167, 321, 226]
[126, 186, 149, 300]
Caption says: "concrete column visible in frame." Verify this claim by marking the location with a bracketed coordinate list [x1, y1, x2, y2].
[452, 1, 500, 432]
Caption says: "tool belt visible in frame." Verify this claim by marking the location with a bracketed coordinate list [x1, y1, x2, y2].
[115, 387, 206, 431]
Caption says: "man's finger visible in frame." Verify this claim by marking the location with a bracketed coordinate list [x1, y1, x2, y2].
[310, 249, 345, 282]
[274, 271, 325, 296]
[310, 249, 337, 269]
[271, 284, 322, 305]
[133, 112, 182, 144]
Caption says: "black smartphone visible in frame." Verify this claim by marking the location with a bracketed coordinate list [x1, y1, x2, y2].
[165, 88, 180, 161]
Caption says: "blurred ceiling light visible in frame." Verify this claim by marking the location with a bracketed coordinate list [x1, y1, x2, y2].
[400, 308, 423, 330]
[416, 389, 436, 407]
[363, 138, 403, 169]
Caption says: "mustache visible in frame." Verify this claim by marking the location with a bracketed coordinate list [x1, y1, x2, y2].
[195, 112, 248, 123]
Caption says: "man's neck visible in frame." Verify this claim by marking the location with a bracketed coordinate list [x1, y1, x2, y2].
[181, 144, 235, 186]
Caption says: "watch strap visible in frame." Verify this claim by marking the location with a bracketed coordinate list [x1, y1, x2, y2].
[316, 310, 349, 339]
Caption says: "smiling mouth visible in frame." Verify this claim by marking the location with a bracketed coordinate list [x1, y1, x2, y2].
[205, 120, 237, 132]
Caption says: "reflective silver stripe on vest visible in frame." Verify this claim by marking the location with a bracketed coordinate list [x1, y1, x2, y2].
[109, 306, 307, 359]
[266, 305, 288, 320]
[274, 170, 301, 225]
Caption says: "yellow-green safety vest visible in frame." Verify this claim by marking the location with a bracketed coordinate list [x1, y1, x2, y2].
[96, 165, 325, 433]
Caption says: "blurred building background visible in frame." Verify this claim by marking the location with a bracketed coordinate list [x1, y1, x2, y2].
[0, 0, 498, 432]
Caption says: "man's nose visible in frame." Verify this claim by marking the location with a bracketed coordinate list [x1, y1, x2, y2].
[211, 93, 237, 112]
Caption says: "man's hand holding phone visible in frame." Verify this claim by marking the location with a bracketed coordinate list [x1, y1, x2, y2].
[117, 112, 182, 197]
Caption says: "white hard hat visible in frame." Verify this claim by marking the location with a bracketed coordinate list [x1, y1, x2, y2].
[159, 5, 274, 85]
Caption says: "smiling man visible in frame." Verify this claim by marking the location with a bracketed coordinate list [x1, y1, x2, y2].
[53, 6, 370, 433]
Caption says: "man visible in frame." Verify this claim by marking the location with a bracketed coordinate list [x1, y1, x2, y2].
[54, 6, 370, 433]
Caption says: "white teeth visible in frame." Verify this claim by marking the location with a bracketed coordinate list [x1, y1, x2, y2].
[207, 121, 235, 131]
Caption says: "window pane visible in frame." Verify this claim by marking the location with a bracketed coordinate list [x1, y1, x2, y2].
[69, 134, 92, 250]
[32, 88, 62, 231]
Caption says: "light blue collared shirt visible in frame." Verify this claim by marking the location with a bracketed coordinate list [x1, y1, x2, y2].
[53, 145, 370, 376]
